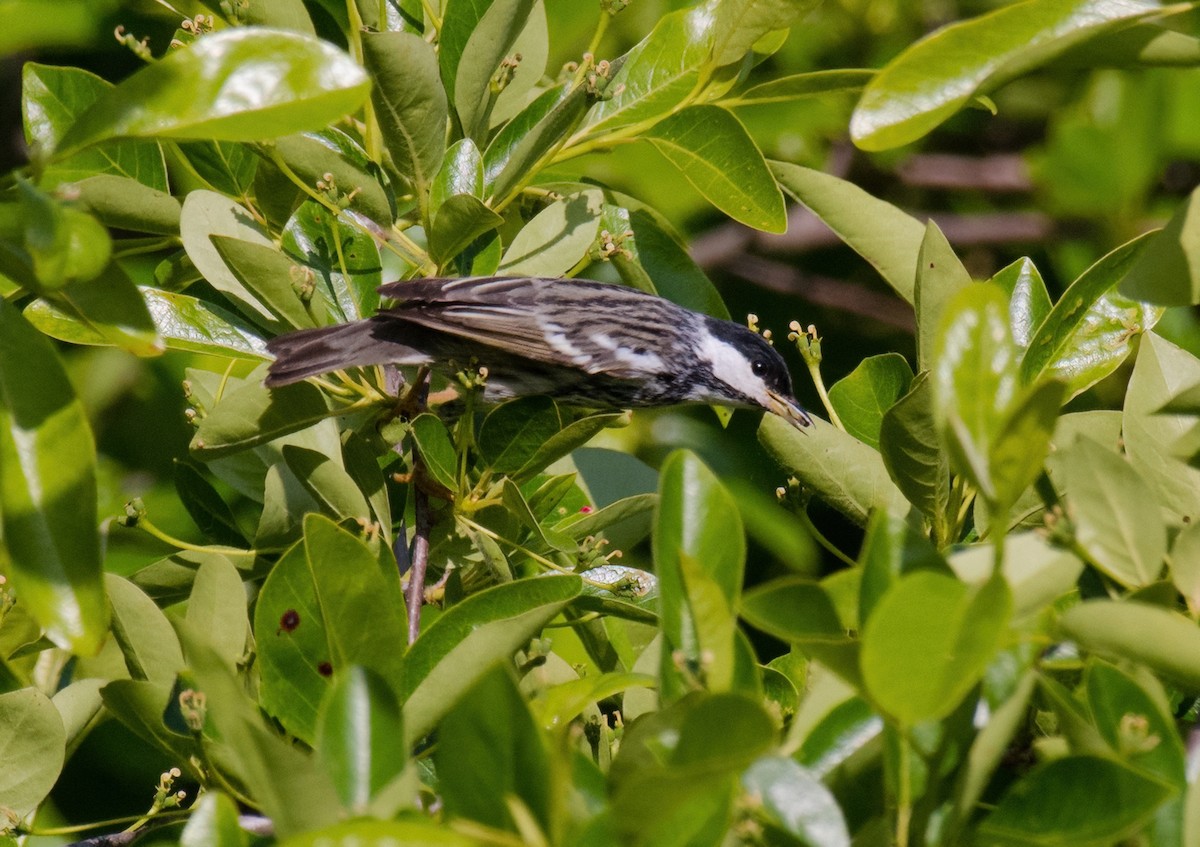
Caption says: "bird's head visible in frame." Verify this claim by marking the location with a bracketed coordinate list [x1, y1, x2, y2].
[696, 317, 813, 429]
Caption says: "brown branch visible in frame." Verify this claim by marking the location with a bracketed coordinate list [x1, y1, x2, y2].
[404, 370, 433, 645]
[894, 153, 1033, 193]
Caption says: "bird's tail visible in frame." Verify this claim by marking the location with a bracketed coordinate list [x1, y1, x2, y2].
[264, 318, 425, 387]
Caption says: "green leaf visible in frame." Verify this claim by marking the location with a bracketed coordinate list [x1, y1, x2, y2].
[174, 461, 247, 547]
[991, 257, 1052, 349]
[431, 138, 483, 212]
[771, 161, 927, 302]
[977, 755, 1173, 847]
[410, 413, 459, 492]
[828, 353, 913, 450]
[1121, 185, 1200, 305]
[988, 380, 1065, 515]
[270, 130, 392, 226]
[255, 516, 407, 743]
[1060, 600, 1200, 690]
[56, 28, 370, 156]
[861, 571, 1011, 724]
[22, 62, 167, 191]
[1021, 232, 1161, 397]
[363, 31, 447, 216]
[1124, 333, 1200, 521]
[179, 140, 258, 199]
[27, 286, 268, 360]
[428, 194, 504, 265]
[740, 577, 847, 644]
[282, 445, 372, 524]
[953, 671, 1037, 826]
[191, 374, 332, 460]
[530, 670, 656, 730]
[515, 412, 623, 480]
[316, 666, 406, 814]
[759, 416, 911, 526]
[211, 236, 317, 330]
[185, 556, 250, 669]
[454, 0, 536, 140]
[0, 1, 106, 54]
[26, 263, 162, 356]
[0, 688, 66, 818]
[106, 574, 184, 686]
[932, 282, 1020, 503]
[915, 221, 973, 371]
[1172, 520, 1200, 610]
[1060, 436, 1165, 587]
[280, 818, 477, 846]
[436, 664, 552, 832]
[0, 298, 107, 654]
[484, 82, 589, 202]
[398, 575, 581, 744]
[99, 679, 194, 765]
[643, 105, 785, 233]
[180, 792, 247, 847]
[730, 69, 874, 105]
[179, 190, 277, 322]
[499, 189, 604, 277]
[850, 0, 1168, 151]
[281, 201, 383, 322]
[72, 174, 181, 235]
[176, 626, 342, 839]
[1087, 661, 1185, 786]
[478, 396, 562, 474]
[879, 374, 950, 538]
[740, 756, 850, 847]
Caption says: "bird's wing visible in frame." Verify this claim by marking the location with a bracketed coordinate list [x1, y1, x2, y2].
[376, 277, 681, 378]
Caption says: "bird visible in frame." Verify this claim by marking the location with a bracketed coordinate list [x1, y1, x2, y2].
[265, 276, 813, 429]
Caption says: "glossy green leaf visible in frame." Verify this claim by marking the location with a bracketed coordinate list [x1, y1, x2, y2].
[191, 375, 332, 460]
[72, 174, 179, 235]
[255, 516, 407, 743]
[431, 138, 483, 212]
[106, 574, 184, 686]
[0, 688, 66, 818]
[915, 221, 973, 371]
[410, 413, 459, 492]
[176, 626, 342, 839]
[771, 161, 926, 302]
[741, 756, 850, 847]
[436, 664, 551, 832]
[454, 0, 536, 140]
[21, 263, 162, 356]
[270, 130, 392, 225]
[0, 298, 106, 654]
[180, 792, 247, 847]
[582, 5, 714, 135]
[932, 282, 1019, 502]
[643, 105, 785, 233]
[828, 353, 913, 450]
[654, 451, 745, 695]
[711, 0, 816, 66]
[316, 666, 406, 814]
[879, 374, 950, 538]
[515, 412, 624, 480]
[56, 28, 370, 156]
[731, 69, 874, 104]
[1061, 437, 1165, 587]
[281, 201, 382, 322]
[428, 194, 504, 265]
[22, 62, 167, 191]
[741, 577, 847, 644]
[1060, 600, 1200, 689]
[1124, 333, 1200, 521]
[1021, 232, 1161, 397]
[861, 571, 1011, 724]
[179, 139, 258, 199]
[484, 82, 589, 202]
[977, 754, 1173, 846]
[27, 286, 268, 360]
[478, 396, 562, 474]
[185, 556, 249, 669]
[499, 189, 604, 276]
[991, 257, 1053, 349]
[988, 380, 1065, 515]
[759, 416, 911, 526]
[851, 0, 1167, 151]
[363, 30, 447, 215]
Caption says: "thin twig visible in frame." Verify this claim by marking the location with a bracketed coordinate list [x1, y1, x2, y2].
[405, 370, 433, 645]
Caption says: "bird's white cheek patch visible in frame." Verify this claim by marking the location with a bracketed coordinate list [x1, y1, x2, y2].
[699, 334, 766, 403]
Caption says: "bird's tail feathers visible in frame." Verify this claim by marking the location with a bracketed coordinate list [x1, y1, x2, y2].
[264, 319, 425, 386]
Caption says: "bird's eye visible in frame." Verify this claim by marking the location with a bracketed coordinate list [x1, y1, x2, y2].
[752, 359, 768, 376]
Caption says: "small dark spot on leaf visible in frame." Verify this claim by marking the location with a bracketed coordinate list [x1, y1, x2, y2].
[317, 661, 333, 677]
[278, 609, 300, 634]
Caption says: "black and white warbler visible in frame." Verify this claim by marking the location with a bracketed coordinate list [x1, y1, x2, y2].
[265, 276, 813, 429]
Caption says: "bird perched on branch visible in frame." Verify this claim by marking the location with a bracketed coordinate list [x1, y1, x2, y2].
[265, 276, 813, 429]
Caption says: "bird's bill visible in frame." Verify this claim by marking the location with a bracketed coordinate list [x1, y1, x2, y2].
[766, 390, 814, 430]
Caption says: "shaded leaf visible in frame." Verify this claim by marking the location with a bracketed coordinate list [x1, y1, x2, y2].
[828, 353, 913, 450]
